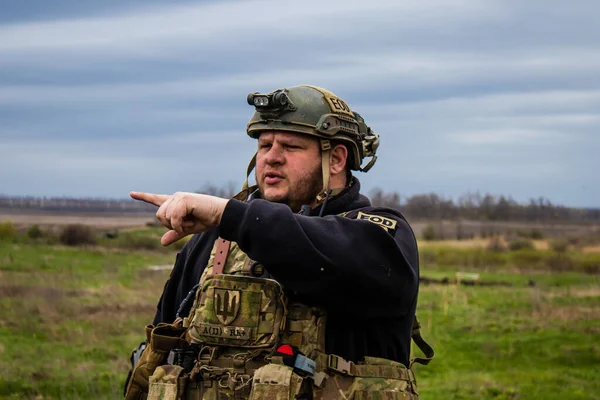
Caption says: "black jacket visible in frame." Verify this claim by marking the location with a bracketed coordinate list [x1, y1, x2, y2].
[153, 178, 419, 367]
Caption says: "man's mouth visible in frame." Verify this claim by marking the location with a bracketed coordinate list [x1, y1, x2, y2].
[264, 172, 284, 185]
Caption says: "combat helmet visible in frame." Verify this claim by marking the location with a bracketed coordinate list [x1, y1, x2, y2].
[241, 85, 380, 204]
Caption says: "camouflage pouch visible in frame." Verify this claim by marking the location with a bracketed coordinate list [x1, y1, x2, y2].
[280, 303, 327, 357]
[249, 364, 303, 400]
[147, 365, 186, 400]
[188, 274, 287, 348]
[125, 323, 187, 400]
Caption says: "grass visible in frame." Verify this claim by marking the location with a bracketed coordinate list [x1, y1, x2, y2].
[0, 235, 599, 399]
[95, 226, 189, 251]
[415, 273, 600, 399]
[0, 241, 175, 399]
[418, 244, 600, 274]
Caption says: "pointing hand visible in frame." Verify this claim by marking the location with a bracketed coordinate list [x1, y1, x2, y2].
[129, 191, 229, 246]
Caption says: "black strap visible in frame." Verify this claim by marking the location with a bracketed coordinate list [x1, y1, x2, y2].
[410, 316, 435, 368]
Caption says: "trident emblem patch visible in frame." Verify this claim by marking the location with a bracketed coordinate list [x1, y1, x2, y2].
[214, 289, 240, 325]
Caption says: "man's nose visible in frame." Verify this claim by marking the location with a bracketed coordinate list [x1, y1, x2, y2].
[264, 143, 285, 165]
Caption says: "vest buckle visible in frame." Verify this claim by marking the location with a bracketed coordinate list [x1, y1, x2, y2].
[327, 354, 354, 375]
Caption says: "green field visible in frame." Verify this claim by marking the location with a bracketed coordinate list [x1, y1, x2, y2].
[1, 236, 599, 399]
[415, 271, 600, 399]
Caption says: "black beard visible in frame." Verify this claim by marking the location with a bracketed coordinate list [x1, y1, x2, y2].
[256, 163, 323, 213]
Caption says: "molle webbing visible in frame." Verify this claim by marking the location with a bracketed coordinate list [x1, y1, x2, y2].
[318, 354, 416, 382]
[197, 357, 264, 372]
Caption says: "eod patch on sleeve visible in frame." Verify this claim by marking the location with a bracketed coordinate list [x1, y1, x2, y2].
[357, 212, 397, 233]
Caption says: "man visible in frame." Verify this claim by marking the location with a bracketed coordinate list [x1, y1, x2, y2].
[125, 85, 431, 399]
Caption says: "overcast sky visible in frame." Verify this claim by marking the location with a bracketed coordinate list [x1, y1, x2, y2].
[1, 0, 598, 207]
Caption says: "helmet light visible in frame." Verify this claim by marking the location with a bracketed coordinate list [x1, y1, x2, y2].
[247, 89, 296, 117]
[253, 96, 269, 107]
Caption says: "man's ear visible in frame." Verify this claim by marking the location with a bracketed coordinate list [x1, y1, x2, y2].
[329, 144, 348, 176]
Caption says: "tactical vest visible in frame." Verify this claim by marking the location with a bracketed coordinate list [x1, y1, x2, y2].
[126, 239, 433, 400]
[125, 233, 433, 400]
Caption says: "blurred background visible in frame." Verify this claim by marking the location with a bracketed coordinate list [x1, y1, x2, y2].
[0, 1, 598, 399]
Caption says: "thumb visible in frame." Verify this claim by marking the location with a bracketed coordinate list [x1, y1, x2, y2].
[161, 230, 186, 246]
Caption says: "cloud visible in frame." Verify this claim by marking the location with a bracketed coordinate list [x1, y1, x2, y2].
[0, 0, 500, 54]
[0, 0, 599, 207]
[3, 50, 600, 110]
[358, 89, 600, 118]
[0, 131, 255, 198]
[447, 129, 566, 145]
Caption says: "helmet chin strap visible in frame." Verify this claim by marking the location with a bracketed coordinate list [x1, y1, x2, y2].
[236, 152, 259, 202]
[315, 139, 331, 205]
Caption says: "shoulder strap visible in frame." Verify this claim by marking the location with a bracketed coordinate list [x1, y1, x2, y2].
[211, 182, 259, 276]
[212, 238, 231, 275]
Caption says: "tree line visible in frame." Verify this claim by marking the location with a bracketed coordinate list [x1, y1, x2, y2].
[1, 187, 598, 224]
[0, 196, 155, 213]
[368, 189, 600, 223]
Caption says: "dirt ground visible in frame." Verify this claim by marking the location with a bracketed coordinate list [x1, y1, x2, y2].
[2, 210, 598, 251]
[0, 210, 155, 231]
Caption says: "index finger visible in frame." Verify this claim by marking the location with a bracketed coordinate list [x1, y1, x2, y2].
[129, 191, 170, 207]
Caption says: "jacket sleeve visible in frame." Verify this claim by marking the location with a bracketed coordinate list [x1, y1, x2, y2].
[219, 199, 419, 318]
